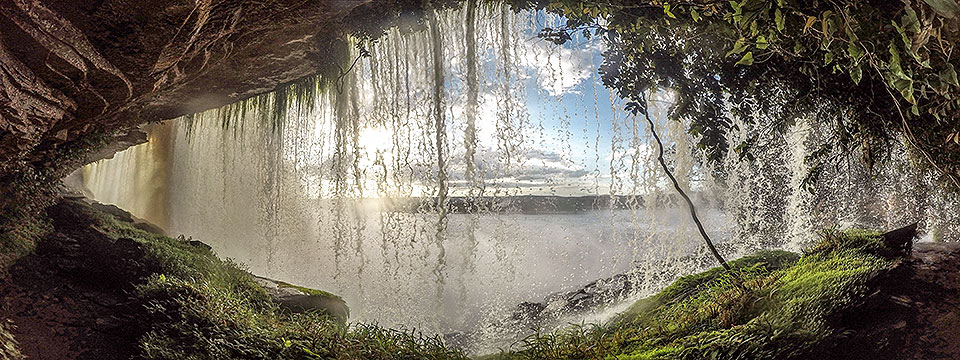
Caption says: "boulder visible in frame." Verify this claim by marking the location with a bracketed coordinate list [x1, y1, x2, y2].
[882, 222, 919, 257]
[252, 276, 349, 323]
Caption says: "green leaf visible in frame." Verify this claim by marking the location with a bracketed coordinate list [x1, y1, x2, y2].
[924, 0, 960, 19]
[824, 52, 834, 65]
[847, 42, 865, 61]
[691, 8, 700, 22]
[302, 347, 324, 359]
[892, 21, 910, 50]
[851, 65, 863, 85]
[726, 37, 748, 57]
[757, 35, 769, 50]
[663, 4, 677, 19]
[888, 43, 906, 78]
[729, 0, 742, 12]
[901, 8, 921, 34]
[737, 52, 755, 66]
[803, 16, 817, 33]
[821, 11, 836, 38]
[892, 78, 916, 104]
[775, 9, 785, 32]
[941, 63, 959, 87]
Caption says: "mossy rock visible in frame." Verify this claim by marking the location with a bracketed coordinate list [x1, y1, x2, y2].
[613, 249, 800, 327]
[253, 276, 350, 323]
[495, 230, 900, 360]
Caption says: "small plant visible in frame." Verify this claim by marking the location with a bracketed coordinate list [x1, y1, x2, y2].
[0, 215, 51, 268]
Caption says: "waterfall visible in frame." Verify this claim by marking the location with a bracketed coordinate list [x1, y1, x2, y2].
[83, 122, 174, 228]
[78, 2, 960, 354]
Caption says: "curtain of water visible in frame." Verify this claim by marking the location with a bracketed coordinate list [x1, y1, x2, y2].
[79, 2, 960, 353]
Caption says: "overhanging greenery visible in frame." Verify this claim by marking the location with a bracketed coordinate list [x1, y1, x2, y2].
[533, 0, 960, 188]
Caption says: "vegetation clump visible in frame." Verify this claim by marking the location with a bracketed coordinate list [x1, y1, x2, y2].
[0, 216, 50, 269]
[494, 230, 897, 360]
[0, 320, 21, 360]
[82, 202, 465, 360]
[275, 281, 345, 303]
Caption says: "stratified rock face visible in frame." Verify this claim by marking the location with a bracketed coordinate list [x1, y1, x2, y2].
[0, 0, 419, 178]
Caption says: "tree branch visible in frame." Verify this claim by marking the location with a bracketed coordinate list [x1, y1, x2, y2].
[640, 94, 730, 271]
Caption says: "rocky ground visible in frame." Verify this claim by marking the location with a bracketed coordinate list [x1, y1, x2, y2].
[0, 200, 151, 359]
[818, 241, 960, 359]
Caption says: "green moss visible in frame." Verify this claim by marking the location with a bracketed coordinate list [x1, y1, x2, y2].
[87, 207, 272, 305]
[803, 229, 885, 256]
[614, 250, 799, 327]
[616, 346, 680, 360]
[78, 201, 464, 359]
[276, 281, 344, 302]
[494, 231, 896, 360]
[0, 216, 51, 267]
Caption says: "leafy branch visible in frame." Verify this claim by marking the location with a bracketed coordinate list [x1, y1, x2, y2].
[335, 38, 374, 94]
[537, 0, 960, 189]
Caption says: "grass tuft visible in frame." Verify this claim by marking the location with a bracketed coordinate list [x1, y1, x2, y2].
[0, 216, 50, 269]
[0, 320, 22, 360]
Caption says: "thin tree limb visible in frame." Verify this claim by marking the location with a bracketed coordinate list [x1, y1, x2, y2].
[640, 94, 730, 271]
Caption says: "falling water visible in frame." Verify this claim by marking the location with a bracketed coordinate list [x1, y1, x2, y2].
[78, 3, 960, 354]
[83, 122, 174, 228]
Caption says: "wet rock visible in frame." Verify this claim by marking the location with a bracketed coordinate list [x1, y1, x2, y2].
[174, 235, 212, 251]
[93, 295, 118, 308]
[0, 0, 431, 219]
[252, 276, 349, 323]
[882, 222, 919, 257]
[509, 301, 546, 327]
[81, 129, 149, 165]
[523, 272, 638, 325]
[88, 203, 134, 223]
[187, 240, 212, 251]
[442, 331, 472, 350]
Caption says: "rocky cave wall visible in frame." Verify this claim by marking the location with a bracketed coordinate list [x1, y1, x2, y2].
[0, 0, 437, 216]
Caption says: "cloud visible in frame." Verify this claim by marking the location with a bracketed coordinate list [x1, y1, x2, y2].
[513, 148, 590, 180]
[517, 39, 601, 96]
[445, 146, 589, 186]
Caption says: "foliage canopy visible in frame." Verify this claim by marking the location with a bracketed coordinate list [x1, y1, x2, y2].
[533, 0, 960, 188]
